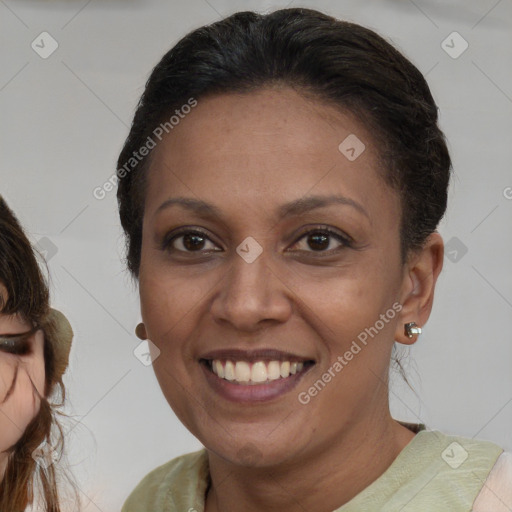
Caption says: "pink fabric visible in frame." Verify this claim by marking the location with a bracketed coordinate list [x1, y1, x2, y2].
[473, 451, 512, 512]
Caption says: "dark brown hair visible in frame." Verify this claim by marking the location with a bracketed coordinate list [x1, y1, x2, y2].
[116, 7, 451, 277]
[0, 196, 72, 512]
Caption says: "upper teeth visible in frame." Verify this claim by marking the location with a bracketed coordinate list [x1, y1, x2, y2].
[211, 360, 305, 384]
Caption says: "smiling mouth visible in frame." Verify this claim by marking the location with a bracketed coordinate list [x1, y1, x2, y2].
[200, 358, 315, 386]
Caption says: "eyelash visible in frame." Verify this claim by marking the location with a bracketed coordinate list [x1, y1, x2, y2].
[162, 225, 352, 256]
[0, 332, 34, 356]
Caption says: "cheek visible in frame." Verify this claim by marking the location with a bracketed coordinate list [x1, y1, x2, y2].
[0, 358, 16, 400]
[291, 262, 395, 338]
[291, 265, 400, 412]
[0, 363, 41, 453]
[0, 337, 46, 453]
[139, 268, 213, 428]
[139, 262, 213, 353]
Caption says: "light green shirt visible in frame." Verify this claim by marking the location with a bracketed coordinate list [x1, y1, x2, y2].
[121, 422, 504, 511]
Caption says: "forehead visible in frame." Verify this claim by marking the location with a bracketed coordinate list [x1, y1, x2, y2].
[145, 87, 398, 226]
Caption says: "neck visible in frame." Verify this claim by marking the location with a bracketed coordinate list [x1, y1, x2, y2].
[205, 412, 416, 512]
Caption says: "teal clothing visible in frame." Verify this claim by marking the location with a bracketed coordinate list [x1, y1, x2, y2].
[121, 422, 505, 511]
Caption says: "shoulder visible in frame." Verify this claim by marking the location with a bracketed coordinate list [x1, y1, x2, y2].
[391, 428, 505, 509]
[121, 449, 209, 512]
[411, 427, 504, 470]
[472, 451, 512, 512]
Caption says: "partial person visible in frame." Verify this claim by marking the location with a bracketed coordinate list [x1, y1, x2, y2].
[116, 8, 512, 511]
[0, 196, 75, 512]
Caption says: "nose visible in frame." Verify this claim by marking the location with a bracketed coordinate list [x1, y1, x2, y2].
[209, 246, 293, 332]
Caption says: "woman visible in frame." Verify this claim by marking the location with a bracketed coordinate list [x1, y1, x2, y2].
[116, 8, 511, 511]
[0, 196, 74, 511]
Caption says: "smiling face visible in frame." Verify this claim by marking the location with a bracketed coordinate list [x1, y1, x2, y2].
[138, 86, 416, 466]
[0, 286, 46, 478]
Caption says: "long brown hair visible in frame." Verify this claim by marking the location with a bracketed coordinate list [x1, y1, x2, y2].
[0, 196, 74, 511]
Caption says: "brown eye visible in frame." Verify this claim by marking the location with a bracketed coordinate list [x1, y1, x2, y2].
[162, 228, 221, 253]
[290, 227, 352, 253]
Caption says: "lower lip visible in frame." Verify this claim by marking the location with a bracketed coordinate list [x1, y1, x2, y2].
[200, 362, 313, 403]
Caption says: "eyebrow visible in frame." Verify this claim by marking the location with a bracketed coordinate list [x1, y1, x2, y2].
[155, 194, 370, 221]
[0, 326, 40, 340]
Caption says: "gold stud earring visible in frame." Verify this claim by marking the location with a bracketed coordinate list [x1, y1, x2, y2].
[135, 322, 147, 340]
[404, 322, 421, 339]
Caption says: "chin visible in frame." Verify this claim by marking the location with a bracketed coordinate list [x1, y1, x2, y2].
[206, 434, 300, 469]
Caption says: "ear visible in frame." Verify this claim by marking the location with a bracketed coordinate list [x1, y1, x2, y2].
[394, 232, 444, 345]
